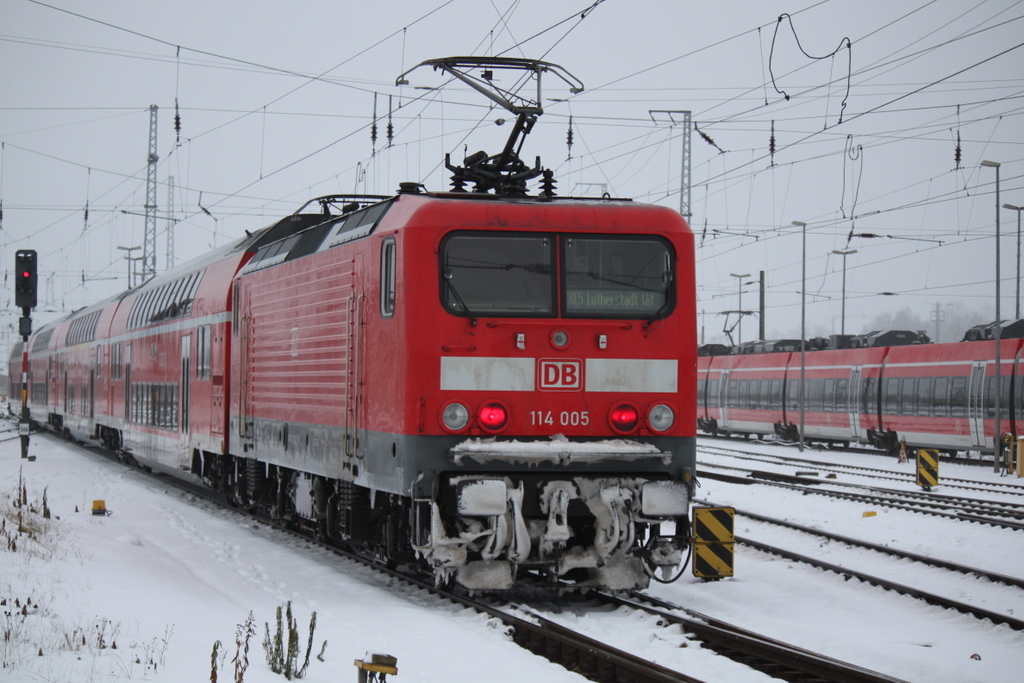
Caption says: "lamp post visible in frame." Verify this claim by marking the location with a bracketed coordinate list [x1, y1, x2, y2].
[981, 160, 1003, 472]
[831, 249, 857, 335]
[792, 221, 807, 452]
[730, 272, 751, 344]
[1003, 203, 1022, 319]
[117, 246, 141, 289]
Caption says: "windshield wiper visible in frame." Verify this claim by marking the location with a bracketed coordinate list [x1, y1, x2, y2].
[642, 271, 674, 330]
[643, 299, 671, 330]
[444, 269, 478, 326]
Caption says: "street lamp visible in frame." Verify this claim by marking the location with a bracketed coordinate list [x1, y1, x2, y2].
[1003, 203, 1022, 319]
[981, 160, 1003, 472]
[117, 246, 141, 289]
[831, 249, 857, 335]
[730, 272, 751, 344]
[792, 220, 807, 452]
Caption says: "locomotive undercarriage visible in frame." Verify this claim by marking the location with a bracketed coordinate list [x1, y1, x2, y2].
[417, 473, 689, 591]
[187, 451, 688, 591]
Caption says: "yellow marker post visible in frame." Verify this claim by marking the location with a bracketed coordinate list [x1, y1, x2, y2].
[1017, 437, 1024, 478]
[692, 506, 735, 579]
[916, 449, 939, 491]
[354, 654, 397, 683]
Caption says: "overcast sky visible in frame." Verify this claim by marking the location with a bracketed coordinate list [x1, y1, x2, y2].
[2, 0, 1022, 352]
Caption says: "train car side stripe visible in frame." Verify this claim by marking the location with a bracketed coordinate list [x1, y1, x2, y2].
[585, 359, 678, 393]
[440, 357, 535, 391]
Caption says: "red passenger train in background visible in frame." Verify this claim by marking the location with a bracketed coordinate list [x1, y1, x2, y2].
[697, 323, 1024, 459]
[9, 60, 699, 591]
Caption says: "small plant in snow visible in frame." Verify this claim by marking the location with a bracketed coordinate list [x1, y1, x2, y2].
[233, 611, 256, 683]
[260, 601, 325, 679]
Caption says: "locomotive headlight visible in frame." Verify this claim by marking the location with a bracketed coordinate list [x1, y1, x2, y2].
[608, 403, 639, 433]
[441, 402, 470, 431]
[477, 401, 509, 432]
[647, 404, 675, 432]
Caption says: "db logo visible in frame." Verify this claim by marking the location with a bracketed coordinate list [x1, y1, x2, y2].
[539, 359, 582, 391]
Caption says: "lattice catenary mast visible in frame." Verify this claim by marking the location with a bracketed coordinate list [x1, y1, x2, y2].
[143, 104, 158, 282]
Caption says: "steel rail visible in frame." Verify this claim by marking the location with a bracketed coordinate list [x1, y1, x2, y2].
[737, 536, 1024, 631]
[697, 443, 1024, 495]
[612, 592, 910, 683]
[698, 468, 1024, 531]
[703, 503, 1024, 590]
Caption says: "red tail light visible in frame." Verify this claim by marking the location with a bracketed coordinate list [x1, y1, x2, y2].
[609, 403, 639, 433]
[478, 402, 509, 432]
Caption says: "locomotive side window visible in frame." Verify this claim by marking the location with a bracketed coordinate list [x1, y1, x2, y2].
[564, 237, 673, 318]
[440, 233, 554, 316]
[381, 238, 396, 318]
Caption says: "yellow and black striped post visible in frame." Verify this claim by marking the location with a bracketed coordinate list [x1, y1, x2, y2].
[916, 448, 939, 491]
[692, 506, 735, 579]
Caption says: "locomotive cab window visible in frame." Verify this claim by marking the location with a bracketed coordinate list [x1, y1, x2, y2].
[381, 238, 396, 317]
[438, 231, 674, 319]
[564, 237, 673, 318]
[441, 232, 554, 316]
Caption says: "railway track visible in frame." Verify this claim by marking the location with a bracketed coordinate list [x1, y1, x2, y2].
[601, 592, 909, 683]
[27, 423, 914, 683]
[692, 500, 1024, 632]
[697, 434, 998, 469]
[700, 464, 1024, 532]
[720, 504, 1024, 591]
[697, 443, 1024, 497]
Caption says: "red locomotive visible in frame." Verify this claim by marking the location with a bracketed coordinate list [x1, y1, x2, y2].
[9, 58, 698, 591]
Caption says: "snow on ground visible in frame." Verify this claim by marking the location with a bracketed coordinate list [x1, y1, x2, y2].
[0, 429, 586, 683]
[3, 428, 1024, 682]
[663, 438, 1024, 682]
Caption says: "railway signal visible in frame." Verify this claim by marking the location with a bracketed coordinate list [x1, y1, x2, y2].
[15, 249, 38, 310]
[14, 249, 38, 460]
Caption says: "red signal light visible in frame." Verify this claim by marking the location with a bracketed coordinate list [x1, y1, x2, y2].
[477, 402, 508, 432]
[609, 404, 639, 433]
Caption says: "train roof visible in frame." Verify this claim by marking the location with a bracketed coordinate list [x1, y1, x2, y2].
[701, 320, 1024, 357]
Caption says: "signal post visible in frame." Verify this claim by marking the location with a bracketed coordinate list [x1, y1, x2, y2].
[15, 249, 38, 459]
